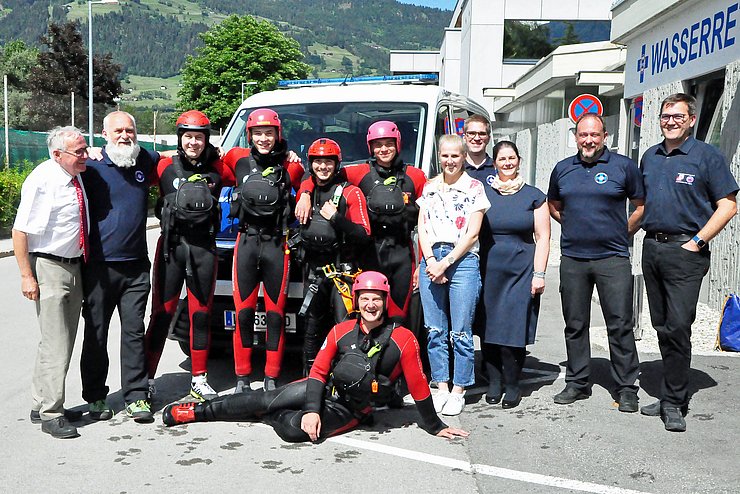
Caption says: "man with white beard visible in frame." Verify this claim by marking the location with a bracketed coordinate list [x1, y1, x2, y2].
[79, 111, 159, 423]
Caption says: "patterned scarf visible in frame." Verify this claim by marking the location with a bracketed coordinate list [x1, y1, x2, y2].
[491, 174, 525, 195]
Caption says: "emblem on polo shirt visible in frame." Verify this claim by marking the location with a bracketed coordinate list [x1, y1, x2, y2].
[486, 175, 495, 186]
[594, 172, 608, 184]
[135, 170, 145, 183]
[675, 173, 695, 185]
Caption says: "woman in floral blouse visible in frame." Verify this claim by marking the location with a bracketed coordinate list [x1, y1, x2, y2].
[417, 134, 490, 416]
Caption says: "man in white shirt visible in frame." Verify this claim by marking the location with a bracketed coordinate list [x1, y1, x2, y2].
[13, 126, 89, 439]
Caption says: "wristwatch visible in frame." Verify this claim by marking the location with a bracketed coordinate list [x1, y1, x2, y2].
[445, 255, 456, 266]
[692, 235, 706, 249]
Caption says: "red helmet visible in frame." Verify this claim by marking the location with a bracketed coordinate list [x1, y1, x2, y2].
[366, 120, 401, 154]
[352, 271, 391, 306]
[308, 138, 342, 164]
[176, 110, 211, 133]
[247, 108, 282, 141]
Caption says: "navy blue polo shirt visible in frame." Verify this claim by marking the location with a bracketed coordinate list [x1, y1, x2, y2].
[82, 148, 158, 262]
[465, 154, 496, 187]
[640, 136, 738, 235]
[548, 148, 644, 259]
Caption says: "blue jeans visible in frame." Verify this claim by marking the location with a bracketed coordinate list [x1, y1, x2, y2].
[419, 243, 481, 388]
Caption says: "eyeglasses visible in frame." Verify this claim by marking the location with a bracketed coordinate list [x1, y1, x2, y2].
[660, 113, 690, 123]
[465, 131, 489, 139]
[60, 147, 89, 158]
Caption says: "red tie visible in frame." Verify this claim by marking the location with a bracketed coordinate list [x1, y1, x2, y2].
[72, 176, 88, 262]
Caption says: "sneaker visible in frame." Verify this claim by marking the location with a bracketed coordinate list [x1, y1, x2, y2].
[640, 400, 688, 417]
[433, 390, 450, 413]
[263, 377, 277, 392]
[234, 375, 251, 394]
[553, 386, 590, 405]
[147, 379, 157, 400]
[441, 392, 466, 416]
[162, 402, 200, 426]
[661, 405, 687, 432]
[125, 400, 154, 423]
[88, 399, 113, 421]
[190, 374, 218, 401]
[618, 391, 639, 413]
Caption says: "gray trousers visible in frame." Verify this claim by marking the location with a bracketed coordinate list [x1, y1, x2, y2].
[30, 257, 83, 420]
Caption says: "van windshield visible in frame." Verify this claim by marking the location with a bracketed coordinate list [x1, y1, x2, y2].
[221, 102, 427, 166]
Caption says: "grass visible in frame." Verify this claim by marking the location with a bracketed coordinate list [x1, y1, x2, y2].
[120, 74, 181, 109]
[308, 42, 368, 78]
[65, 0, 226, 26]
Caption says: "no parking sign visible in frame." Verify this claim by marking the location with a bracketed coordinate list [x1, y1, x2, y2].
[568, 94, 604, 124]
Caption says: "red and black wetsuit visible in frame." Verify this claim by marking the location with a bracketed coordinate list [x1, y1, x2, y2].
[299, 176, 371, 364]
[145, 146, 235, 378]
[193, 319, 446, 442]
[224, 142, 304, 380]
[299, 156, 426, 323]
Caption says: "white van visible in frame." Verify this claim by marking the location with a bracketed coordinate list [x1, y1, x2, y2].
[170, 78, 490, 354]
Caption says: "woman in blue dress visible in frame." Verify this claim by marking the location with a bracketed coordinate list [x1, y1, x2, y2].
[480, 140, 550, 409]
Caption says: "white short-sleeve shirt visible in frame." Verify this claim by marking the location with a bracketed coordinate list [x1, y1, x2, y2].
[13, 158, 85, 258]
[417, 171, 490, 254]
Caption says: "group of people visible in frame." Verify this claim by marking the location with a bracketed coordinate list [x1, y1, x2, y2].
[13, 91, 737, 442]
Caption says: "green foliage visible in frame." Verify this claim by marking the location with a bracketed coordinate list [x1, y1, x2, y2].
[0, 161, 35, 235]
[0, 40, 37, 128]
[178, 15, 311, 127]
[554, 22, 580, 46]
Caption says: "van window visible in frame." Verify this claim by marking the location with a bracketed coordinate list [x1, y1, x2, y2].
[222, 103, 428, 167]
[451, 106, 475, 136]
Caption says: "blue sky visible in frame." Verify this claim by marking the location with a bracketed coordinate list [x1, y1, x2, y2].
[397, 0, 456, 10]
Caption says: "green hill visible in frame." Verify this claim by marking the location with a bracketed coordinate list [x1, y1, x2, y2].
[0, 0, 449, 78]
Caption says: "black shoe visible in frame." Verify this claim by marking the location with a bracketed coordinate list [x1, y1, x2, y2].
[618, 391, 639, 413]
[640, 400, 688, 417]
[485, 382, 502, 405]
[30, 409, 83, 424]
[41, 417, 79, 439]
[501, 390, 522, 409]
[263, 377, 277, 391]
[234, 375, 251, 394]
[661, 406, 687, 432]
[553, 386, 590, 405]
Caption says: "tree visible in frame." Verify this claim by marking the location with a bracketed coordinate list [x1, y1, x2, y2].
[0, 40, 38, 127]
[503, 21, 552, 60]
[177, 15, 311, 127]
[554, 22, 580, 47]
[24, 21, 122, 131]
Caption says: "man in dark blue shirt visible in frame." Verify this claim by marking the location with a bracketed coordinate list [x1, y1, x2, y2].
[548, 113, 644, 412]
[463, 114, 496, 186]
[637, 93, 738, 432]
[80, 111, 158, 423]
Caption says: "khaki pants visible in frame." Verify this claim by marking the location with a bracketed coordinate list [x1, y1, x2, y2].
[30, 257, 83, 420]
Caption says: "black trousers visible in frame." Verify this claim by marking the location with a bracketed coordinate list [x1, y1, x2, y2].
[81, 259, 151, 404]
[559, 255, 639, 393]
[199, 380, 359, 443]
[642, 240, 710, 407]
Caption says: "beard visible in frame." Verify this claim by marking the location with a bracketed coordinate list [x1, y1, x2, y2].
[106, 142, 141, 168]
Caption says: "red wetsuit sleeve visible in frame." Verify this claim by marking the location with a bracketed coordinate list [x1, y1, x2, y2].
[406, 166, 427, 201]
[154, 156, 173, 195]
[342, 162, 370, 186]
[223, 148, 250, 181]
[211, 157, 235, 187]
[394, 327, 447, 435]
[333, 184, 371, 239]
[297, 175, 315, 200]
[285, 159, 305, 192]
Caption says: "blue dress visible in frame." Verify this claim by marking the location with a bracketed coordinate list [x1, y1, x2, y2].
[480, 184, 546, 347]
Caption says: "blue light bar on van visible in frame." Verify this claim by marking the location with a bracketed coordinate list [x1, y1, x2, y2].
[277, 73, 438, 88]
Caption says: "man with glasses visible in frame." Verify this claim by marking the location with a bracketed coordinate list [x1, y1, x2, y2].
[636, 93, 738, 432]
[548, 113, 644, 413]
[13, 126, 89, 438]
[463, 114, 496, 185]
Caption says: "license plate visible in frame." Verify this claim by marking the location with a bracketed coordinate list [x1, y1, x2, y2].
[224, 311, 297, 333]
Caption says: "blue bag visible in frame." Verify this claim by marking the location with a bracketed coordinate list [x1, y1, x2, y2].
[715, 294, 740, 352]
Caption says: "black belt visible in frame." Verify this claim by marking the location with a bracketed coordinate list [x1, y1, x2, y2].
[645, 232, 693, 243]
[31, 252, 82, 264]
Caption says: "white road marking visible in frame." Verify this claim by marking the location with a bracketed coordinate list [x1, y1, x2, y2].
[328, 436, 649, 494]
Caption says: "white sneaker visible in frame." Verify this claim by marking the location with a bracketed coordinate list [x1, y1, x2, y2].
[441, 392, 465, 416]
[190, 374, 218, 401]
[433, 390, 450, 413]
